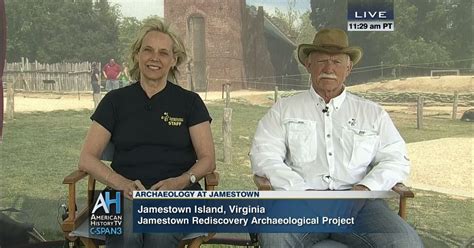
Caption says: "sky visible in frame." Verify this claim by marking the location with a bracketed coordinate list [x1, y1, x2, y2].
[108, 0, 311, 21]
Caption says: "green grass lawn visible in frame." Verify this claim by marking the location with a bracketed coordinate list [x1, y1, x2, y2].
[0, 101, 472, 247]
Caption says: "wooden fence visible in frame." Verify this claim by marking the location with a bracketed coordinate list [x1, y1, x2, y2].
[3, 58, 99, 92]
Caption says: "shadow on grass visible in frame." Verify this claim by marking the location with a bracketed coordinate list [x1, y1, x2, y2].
[386, 189, 473, 248]
[2, 194, 88, 241]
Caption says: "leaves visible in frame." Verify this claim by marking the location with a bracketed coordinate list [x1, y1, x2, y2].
[308, 0, 472, 78]
[5, 0, 122, 64]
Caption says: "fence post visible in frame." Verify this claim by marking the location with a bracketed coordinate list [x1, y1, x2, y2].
[381, 61, 384, 78]
[204, 65, 210, 101]
[274, 86, 279, 103]
[75, 74, 80, 100]
[452, 91, 458, 120]
[221, 84, 225, 99]
[397, 64, 401, 79]
[225, 83, 230, 108]
[223, 107, 232, 164]
[6, 81, 14, 120]
[417, 96, 424, 129]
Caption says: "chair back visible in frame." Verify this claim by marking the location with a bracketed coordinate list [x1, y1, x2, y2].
[101, 142, 115, 162]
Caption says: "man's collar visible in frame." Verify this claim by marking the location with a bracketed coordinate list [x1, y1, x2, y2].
[309, 85, 346, 111]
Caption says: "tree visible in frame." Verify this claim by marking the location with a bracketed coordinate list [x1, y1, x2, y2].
[445, 0, 473, 69]
[118, 17, 141, 64]
[266, 0, 300, 42]
[308, 0, 461, 82]
[296, 11, 315, 45]
[383, 36, 451, 65]
[5, 0, 121, 64]
[310, 0, 347, 30]
[93, 0, 121, 64]
[266, 1, 316, 78]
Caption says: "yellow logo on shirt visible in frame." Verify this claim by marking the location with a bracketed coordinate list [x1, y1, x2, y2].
[161, 112, 184, 127]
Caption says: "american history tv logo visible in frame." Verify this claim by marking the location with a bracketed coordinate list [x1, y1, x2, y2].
[89, 190, 123, 235]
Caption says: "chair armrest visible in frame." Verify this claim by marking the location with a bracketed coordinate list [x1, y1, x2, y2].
[253, 175, 272, 191]
[391, 183, 414, 198]
[61, 169, 93, 238]
[205, 172, 219, 187]
[63, 170, 88, 184]
[391, 183, 414, 220]
[252, 175, 414, 220]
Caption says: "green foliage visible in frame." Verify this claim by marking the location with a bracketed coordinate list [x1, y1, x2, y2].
[267, 0, 300, 41]
[296, 11, 315, 45]
[309, 0, 347, 29]
[383, 36, 451, 65]
[444, 0, 473, 69]
[265, 1, 315, 45]
[5, 0, 121, 63]
[308, 0, 472, 76]
[265, 4, 315, 79]
[118, 17, 142, 64]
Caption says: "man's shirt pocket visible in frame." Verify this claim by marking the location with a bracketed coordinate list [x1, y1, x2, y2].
[285, 119, 317, 163]
[342, 127, 379, 170]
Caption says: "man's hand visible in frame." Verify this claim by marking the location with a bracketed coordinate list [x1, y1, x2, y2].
[351, 184, 370, 191]
[150, 175, 189, 191]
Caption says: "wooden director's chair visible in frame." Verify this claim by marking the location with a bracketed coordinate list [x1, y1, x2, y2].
[60, 143, 219, 248]
[250, 175, 415, 247]
[253, 176, 415, 220]
[202, 176, 414, 248]
[204, 175, 414, 248]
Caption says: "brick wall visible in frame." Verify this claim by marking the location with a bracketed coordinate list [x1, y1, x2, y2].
[164, 1, 298, 92]
[164, 0, 247, 91]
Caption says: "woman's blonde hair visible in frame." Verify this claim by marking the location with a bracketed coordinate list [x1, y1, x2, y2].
[129, 17, 187, 83]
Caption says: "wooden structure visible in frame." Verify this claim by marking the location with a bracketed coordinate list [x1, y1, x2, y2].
[3, 58, 98, 92]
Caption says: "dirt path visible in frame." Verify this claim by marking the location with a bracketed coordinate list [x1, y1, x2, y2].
[3, 90, 274, 113]
[348, 75, 473, 93]
[4, 93, 96, 112]
[406, 138, 473, 198]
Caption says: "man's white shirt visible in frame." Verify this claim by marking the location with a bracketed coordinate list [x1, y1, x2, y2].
[250, 87, 410, 191]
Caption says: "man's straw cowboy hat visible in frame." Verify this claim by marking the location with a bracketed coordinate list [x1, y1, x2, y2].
[297, 28, 363, 65]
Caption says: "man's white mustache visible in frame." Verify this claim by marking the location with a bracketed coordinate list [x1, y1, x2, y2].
[318, 73, 337, 80]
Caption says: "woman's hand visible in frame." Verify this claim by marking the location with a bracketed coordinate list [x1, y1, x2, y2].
[149, 175, 189, 191]
[118, 178, 146, 199]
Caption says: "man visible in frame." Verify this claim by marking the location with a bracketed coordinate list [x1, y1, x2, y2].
[250, 28, 423, 247]
[102, 58, 122, 91]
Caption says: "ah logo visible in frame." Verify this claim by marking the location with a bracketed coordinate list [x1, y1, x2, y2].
[92, 191, 121, 214]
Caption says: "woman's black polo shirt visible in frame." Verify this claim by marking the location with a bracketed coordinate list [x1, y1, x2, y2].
[91, 82, 212, 189]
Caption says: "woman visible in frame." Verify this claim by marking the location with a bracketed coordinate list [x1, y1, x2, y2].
[78, 17, 215, 247]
